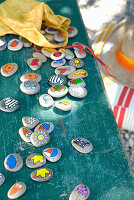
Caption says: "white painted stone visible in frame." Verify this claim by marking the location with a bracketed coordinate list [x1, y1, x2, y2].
[54, 33, 65, 42]
[71, 137, 93, 153]
[69, 86, 87, 98]
[0, 97, 19, 112]
[48, 85, 68, 98]
[19, 127, 33, 143]
[33, 52, 47, 63]
[20, 73, 41, 82]
[39, 94, 54, 108]
[1, 63, 18, 77]
[27, 58, 42, 71]
[22, 116, 39, 129]
[55, 100, 72, 111]
[8, 39, 23, 51]
[0, 173, 5, 186]
[45, 28, 59, 34]
[74, 49, 86, 59]
[20, 81, 40, 95]
[7, 182, 26, 199]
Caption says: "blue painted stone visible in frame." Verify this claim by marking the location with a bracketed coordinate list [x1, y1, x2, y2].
[6, 155, 17, 169]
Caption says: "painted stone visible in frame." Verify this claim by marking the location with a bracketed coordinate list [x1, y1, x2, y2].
[1, 63, 18, 77]
[43, 148, 61, 162]
[30, 129, 50, 147]
[69, 58, 84, 69]
[32, 52, 47, 63]
[51, 59, 66, 68]
[59, 48, 74, 60]
[8, 39, 23, 51]
[72, 42, 86, 50]
[0, 38, 7, 51]
[50, 41, 63, 46]
[27, 58, 42, 71]
[50, 51, 65, 60]
[45, 28, 59, 34]
[0, 173, 5, 186]
[68, 27, 78, 38]
[4, 153, 23, 172]
[54, 33, 65, 42]
[69, 86, 87, 98]
[19, 127, 33, 143]
[7, 182, 26, 199]
[40, 29, 45, 35]
[26, 153, 46, 168]
[0, 97, 19, 112]
[48, 74, 67, 86]
[34, 122, 54, 134]
[39, 94, 54, 108]
[68, 78, 86, 87]
[68, 69, 88, 79]
[55, 100, 72, 111]
[22, 116, 39, 129]
[69, 184, 90, 200]
[20, 81, 40, 95]
[48, 85, 68, 98]
[20, 73, 41, 82]
[71, 138, 93, 153]
[31, 168, 53, 182]
[45, 33, 54, 42]
[41, 47, 56, 58]
[55, 66, 76, 76]
[74, 49, 86, 59]
[19, 36, 32, 47]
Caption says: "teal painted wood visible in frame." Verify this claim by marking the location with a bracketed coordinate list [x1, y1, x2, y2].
[0, 0, 134, 199]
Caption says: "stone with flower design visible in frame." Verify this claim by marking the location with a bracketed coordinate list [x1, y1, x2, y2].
[67, 27, 78, 38]
[22, 116, 39, 129]
[26, 153, 46, 168]
[30, 129, 50, 147]
[27, 58, 42, 71]
[55, 100, 72, 111]
[50, 51, 65, 60]
[4, 153, 23, 172]
[19, 127, 33, 143]
[1, 63, 18, 77]
[33, 52, 47, 63]
[20, 81, 40, 95]
[71, 137, 93, 153]
[48, 85, 68, 98]
[69, 86, 87, 98]
[69, 184, 90, 200]
[20, 73, 41, 82]
[7, 182, 26, 199]
[8, 39, 23, 51]
[30, 167, 53, 182]
[69, 58, 84, 69]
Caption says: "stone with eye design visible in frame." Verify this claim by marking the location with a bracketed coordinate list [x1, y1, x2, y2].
[1, 63, 18, 77]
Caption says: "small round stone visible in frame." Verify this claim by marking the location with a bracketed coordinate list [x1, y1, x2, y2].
[69, 86, 87, 98]
[71, 137, 93, 153]
[69, 184, 90, 200]
[20, 81, 40, 95]
[22, 116, 39, 129]
[129, 138, 134, 148]
[30, 129, 50, 147]
[48, 85, 68, 98]
[51, 59, 66, 68]
[7, 182, 26, 199]
[26, 153, 46, 168]
[19, 127, 33, 143]
[59, 48, 74, 60]
[45, 28, 59, 34]
[4, 153, 23, 172]
[19, 36, 32, 47]
[50, 51, 65, 60]
[45, 33, 54, 42]
[0, 38, 7, 51]
[1, 63, 18, 77]
[0, 173, 5, 186]
[41, 47, 56, 58]
[74, 49, 86, 59]
[0, 97, 19, 112]
[55, 66, 76, 76]
[30, 167, 53, 182]
[20, 73, 41, 82]
[68, 27, 78, 38]
[48, 74, 67, 86]
[33, 52, 47, 63]
[54, 33, 65, 42]
[27, 58, 42, 71]
[68, 69, 88, 79]
[68, 78, 86, 87]
[34, 122, 54, 134]
[8, 39, 23, 51]
[69, 58, 84, 69]
[43, 148, 61, 162]
[39, 94, 54, 108]
[55, 100, 72, 111]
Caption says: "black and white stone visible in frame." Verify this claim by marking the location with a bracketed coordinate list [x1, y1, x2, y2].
[30, 129, 50, 147]
[34, 122, 54, 134]
[43, 148, 61, 162]
[71, 138, 93, 153]
[22, 116, 39, 129]
[0, 173, 5, 186]
[19, 127, 33, 143]
[4, 153, 23, 172]
[69, 86, 87, 98]
[27, 58, 42, 71]
[1, 63, 18, 77]
[0, 97, 19, 112]
[33, 52, 47, 63]
[26, 153, 46, 168]
[48, 74, 67, 86]
[7, 182, 26, 199]
[39, 94, 54, 108]
[30, 167, 53, 182]
[20, 81, 40, 95]
[20, 73, 42, 82]
[8, 39, 23, 51]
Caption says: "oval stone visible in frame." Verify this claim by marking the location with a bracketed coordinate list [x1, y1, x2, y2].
[59, 48, 74, 60]
[45, 28, 59, 34]
[68, 78, 86, 87]
[48, 74, 67, 86]
[30, 129, 50, 147]
[68, 27, 78, 38]
[68, 69, 88, 79]
[34, 122, 54, 134]
[19, 127, 33, 143]
[0, 97, 19, 112]
[39, 94, 54, 108]
[31, 167, 53, 182]
[1, 63, 18, 77]
[44, 33, 54, 42]
[43, 148, 61, 162]
[0, 173, 5, 186]
[69, 58, 84, 69]
[20, 73, 41, 82]
[0, 38, 7, 51]
[33, 52, 47, 63]
[22, 116, 39, 129]
[51, 59, 66, 68]
[48, 85, 68, 98]
[55, 100, 72, 111]
[41, 47, 56, 58]
[50, 51, 65, 60]
[20, 81, 40, 95]
[69, 86, 87, 98]
[8, 39, 23, 51]
[26, 153, 46, 168]
[69, 184, 90, 200]
[74, 49, 86, 59]
[19, 36, 32, 47]
[71, 138, 93, 153]
[72, 42, 86, 50]
[7, 182, 26, 199]
[55, 66, 76, 76]
[27, 58, 42, 71]
[54, 33, 65, 42]
[4, 153, 23, 172]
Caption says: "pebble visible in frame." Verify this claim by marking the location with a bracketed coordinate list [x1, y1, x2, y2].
[68, 27, 78, 38]
[45, 33, 54, 42]
[48, 85, 68, 98]
[39, 94, 54, 108]
[43, 148, 61, 162]
[72, 42, 86, 50]
[34, 122, 54, 134]
[51, 59, 66, 68]
[0, 97, 19, 112]
[26, 153, 46, 168]
[129, 138, 134, 148]
[19, 36, 32, 47]
[51, 51, 65, 60]
[20, 81, 40, 95]
[27, 58, 42, 71]
[30, 129, 50, 147]
[7, 182, 26, 199]
[125, 133, 130, 139]
[45, 28, 59, 34]
[59, 48, 74, 60]
[22, 116, 39, 129]
[0, 173, 5, 186]
[69, 86, 87, 98]
[41, 47, 56, 58]
[69, 184, 90, 200]
[74, 49, 86, 59]
[50, 41, 63, 46]
[8, 39, 23, 51]
[71, 138, 93, 153]
[40, 29, 45, 35]
[68, 78, 86, 87]
[69, 58, 84, 69]
[54, 33, 65, 42]
[20, 73, 42, 82]
[19, 127, 33, 143]
[4, 153, 23, 172]
[55, 100, 72, 111]
[33, 52, 47, 63]
[1, 63, 18, 77]
[68, 69, 88, 79]
[48, 74, 67, 86]
[55, 66, 76, 76]
[0, 38, 7, 51]
[31, 167, 53, 182]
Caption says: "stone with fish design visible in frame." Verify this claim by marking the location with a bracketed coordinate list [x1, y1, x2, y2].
[69, 86, 87, 98]
[19, 36, 32, 47]
[48, 74, 67, 86]
[0, 97, 19, 112]
[51, 59, 66, 68]
[68, 78, 86, 87]
[43, 148, 61, 162]
[0, 173, 5, 186]
[22, 116, 39, 129]
[8, 39, 23, 51]
[27, 58, 42, 71]
[68, 27, 78, 38]
[59, 48, 74, 60]
[39, 94, 54, 108]
[55, 66, 76, 76]
[19, 127, 33, 143]
[34, 122, 54, 134]
[41, 47, 56, 58]
[1, 63, 18, 77]
[26, 153, 46, 168]
[0, 38, 7, 51]
[20, 81, 40, 95]
[7, 182, 26, 199]
[55, 100, 72, 111]
[69, 58, 84, 69]
[31, 167, 53, 182]
[4, 153, 23, 172]
[50, 51, 65, 60]
[71, 138, 93, 153]
[68, 69, 88, 79]
[74, 49, 86, 59]
[54, 33, 65, 42]
[33, 52, 47, 63]
[30, 129, 50, 147]
[45, 28, 59, 35]
[69, 184, 90, 200]
[48, 85, 68, 98]
[20, 73, 41, 82]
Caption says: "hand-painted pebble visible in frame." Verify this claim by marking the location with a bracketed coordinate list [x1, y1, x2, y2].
[72, 42, 86, 50]
[26, 153, 46, 168]
[0, 173, 5, 186]
[69, 58, 84, 69]
[40, 29, 45, 35]
[45, 33, 54, 42]
[41, 47, 56, 58]
[43, 148, 61, 162]
[7, 182, 26, 199]
[22, 116, 39, 129]
[68, 78, 86, 87]
[69, 184, 90, 200]
[19, 36, 32, 47]
[31, 167, 53, 182]
[68, 27, 78, 38]
[27, 58, 42, 71]
[55, 66, 76, 76]
[20, 73, 41, 82]
[34, 122, 54, 134]
[33, 52, 47, 63]
[51, 51, 65, 61]
[30, 129, 50, 147]
[48, 74, 67, 86]
[69, 86, 87, 98]
[20, 81, 40, 95]
[8, 39, 23, 51]
[45, 28, 59, 34]
[19, 127, 33, 143]
[48, 85, 68, 98]
[4, 153, 23, 172]
[68, 69, 88, 79]
[54, 33, 65, 42]
[39, 94, 54, 108]
[71, 138, 93, 153]
[0, 38, 7, 51]
[1, 63, 18, 77]
[55, 100, 72, 111]
[50, 41, 63, 46]
[51, 59, 66, 68]
[0, 97, 19, 112]
[74, 49, 86, 59]
[59, 48, 74, 60]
